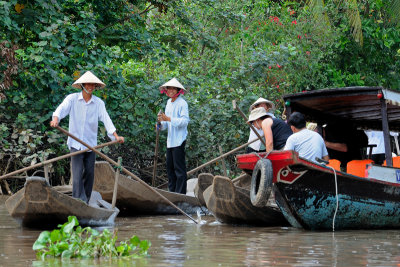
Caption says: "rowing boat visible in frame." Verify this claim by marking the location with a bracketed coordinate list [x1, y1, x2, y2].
[5, 176, 118, 228]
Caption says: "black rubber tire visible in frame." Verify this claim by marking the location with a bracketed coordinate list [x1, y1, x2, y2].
[250, 158, 273, 207]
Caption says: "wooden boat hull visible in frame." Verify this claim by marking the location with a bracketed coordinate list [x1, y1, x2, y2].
[193, 173, 214, 206]
[237, 151, 400, 230]
[202, 174, 288, 226]
[93, 161, 205, 215]
[5, 177, 119, 228]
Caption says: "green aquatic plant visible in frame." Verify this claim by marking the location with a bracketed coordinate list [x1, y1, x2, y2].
[32, 216, 151, 260]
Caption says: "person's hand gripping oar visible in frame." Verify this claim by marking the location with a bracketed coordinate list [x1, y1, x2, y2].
[55, 125, 198, 224]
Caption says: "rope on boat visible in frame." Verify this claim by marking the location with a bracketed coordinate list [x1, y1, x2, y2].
[253, 151, 271, 159]
[326, 165, 339, 232]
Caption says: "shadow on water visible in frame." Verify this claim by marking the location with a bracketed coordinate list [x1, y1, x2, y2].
[1, 195, 400, 266]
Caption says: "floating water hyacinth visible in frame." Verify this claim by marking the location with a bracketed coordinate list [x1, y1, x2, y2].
[33, 216, 151, 260]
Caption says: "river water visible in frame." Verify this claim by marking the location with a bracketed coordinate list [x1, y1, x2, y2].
[1, 195, 400, 266]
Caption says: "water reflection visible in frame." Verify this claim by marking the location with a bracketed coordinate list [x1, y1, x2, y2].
[1, 196, 400, 266]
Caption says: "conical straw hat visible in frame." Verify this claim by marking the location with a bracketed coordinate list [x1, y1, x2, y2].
[72, 71, 106, 89]
[249, 97, 275, 112]
[248, 107, 270, 123]
[159, 78, 186, 92]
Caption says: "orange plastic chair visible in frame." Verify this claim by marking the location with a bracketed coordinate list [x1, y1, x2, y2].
[347, 159, 374, 177]
[383, 156, 400, 167]
[327, 159, 341, 171]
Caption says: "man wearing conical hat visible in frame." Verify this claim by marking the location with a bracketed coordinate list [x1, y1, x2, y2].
[157, 78, 189, 194]
[50, 71, 124, 203]
[246, 97, 276, 153]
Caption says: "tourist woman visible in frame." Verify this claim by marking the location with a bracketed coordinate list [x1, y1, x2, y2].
[247, 107, 292, 153]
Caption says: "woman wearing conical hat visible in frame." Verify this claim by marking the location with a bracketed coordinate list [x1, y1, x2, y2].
[246, 97, 276, 153]
[247, 107, 292, 153]
[157, 78, 189, 194]
[50, 71, 124, 203]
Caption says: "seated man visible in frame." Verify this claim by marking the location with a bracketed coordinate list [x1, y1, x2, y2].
[284, 112, 329, 163]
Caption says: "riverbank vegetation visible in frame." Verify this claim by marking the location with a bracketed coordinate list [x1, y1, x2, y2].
[1, 0, 400, 191]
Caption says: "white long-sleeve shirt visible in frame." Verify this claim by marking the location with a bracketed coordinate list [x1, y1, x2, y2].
[160, 96, 189, 148]
[52, 92, 116, 150]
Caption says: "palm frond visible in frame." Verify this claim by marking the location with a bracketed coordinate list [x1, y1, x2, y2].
[336, 0, 363, 45]
[306, 0, 331, 25]
[305, 0, 332, 38]
[385, 0, 400, 25]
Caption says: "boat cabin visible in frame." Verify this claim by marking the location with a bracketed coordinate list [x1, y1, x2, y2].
[282, 86, 400, 175]
[236, 86, 400, 230]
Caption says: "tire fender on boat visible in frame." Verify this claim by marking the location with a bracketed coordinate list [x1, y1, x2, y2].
[250, 158, 273, 207]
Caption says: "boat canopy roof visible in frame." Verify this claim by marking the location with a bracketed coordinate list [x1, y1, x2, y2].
[282, 86, 400, 131]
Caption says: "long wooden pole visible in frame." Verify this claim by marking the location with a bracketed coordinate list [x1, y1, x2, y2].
[0, 140, 119, 181]
[218, 145, 227, 176]
[156, 138, 258, 188]
[232, 100, 266, 146]
[187, 138, 258, 176]
[1, 156, 13, 194]
[111, 157, 122, 209]
[56, 126, 198, 224]
[152, 127, 160, 186]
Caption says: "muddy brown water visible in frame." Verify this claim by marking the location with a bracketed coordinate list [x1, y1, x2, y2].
[1, 195, 400, 266]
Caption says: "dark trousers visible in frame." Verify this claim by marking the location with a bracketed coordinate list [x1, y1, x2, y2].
[71, 148, 95, 203]
[166, 141, 187, 194]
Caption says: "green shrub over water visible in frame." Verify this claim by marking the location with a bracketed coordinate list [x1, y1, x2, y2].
[32, 216, 151, 260]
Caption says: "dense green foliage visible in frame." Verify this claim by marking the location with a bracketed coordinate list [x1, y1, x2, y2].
[1, 0, 400, 187]
[33, 216, 150, 259]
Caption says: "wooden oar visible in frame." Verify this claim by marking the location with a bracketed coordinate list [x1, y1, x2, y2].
[157, 138, 259, 188]
[158, 138, 258, 188]
[0, 140, 119, 181]
[56, 126, 198, 224]
[232, 100, 266, 146]
[187, 138, 258, 176]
